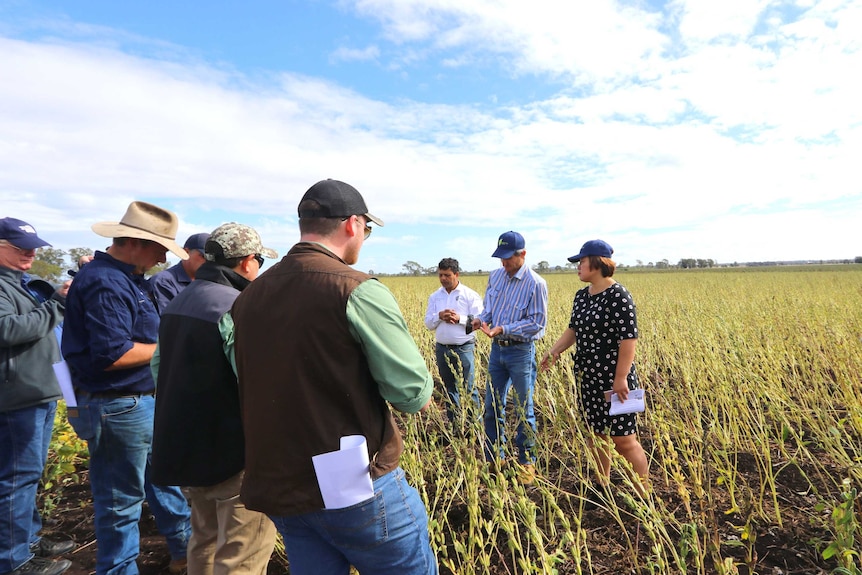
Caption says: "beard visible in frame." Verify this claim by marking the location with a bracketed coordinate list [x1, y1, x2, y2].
[342, 240, 360, 265]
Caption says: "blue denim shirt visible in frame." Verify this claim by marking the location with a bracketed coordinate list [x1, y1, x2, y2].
[61, 251, 159, 393]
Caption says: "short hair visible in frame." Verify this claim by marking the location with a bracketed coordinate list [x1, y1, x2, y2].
[586, 255, 616, 277]
[211, 255, 244, 268]
[113, 237, 158, 247]
[437, 258, 460, 273]
[298, 200, 342, 236]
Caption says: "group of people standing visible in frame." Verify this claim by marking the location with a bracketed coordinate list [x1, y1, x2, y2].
[1, 178, 648, 575]
[424, 234, 649, 491]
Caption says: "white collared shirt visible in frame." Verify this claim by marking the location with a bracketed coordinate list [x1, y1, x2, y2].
[423, 282, 484, 345]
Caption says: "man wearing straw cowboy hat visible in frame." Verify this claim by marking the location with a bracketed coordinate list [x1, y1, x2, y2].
[62, 202, 192, 575]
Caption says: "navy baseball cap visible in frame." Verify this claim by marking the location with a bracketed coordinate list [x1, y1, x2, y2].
[298, 179, 384, 227]
[183, 232, 211, 254]
[567, 239, 613, 262]
[0, 217, 51, 250]
[492, 231, 525, 259]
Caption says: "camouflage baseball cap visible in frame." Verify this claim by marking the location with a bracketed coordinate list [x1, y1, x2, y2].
[205, 223, 278, 261]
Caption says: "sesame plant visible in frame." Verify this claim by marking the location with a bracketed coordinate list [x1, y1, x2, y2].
[386, 266, 862, 574]
[47, 266, 862, 573]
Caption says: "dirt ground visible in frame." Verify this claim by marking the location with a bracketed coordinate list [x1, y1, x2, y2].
[40, 447, 847, 575]
[41, 475, 289, 575]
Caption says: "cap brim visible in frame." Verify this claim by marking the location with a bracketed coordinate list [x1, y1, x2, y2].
[567, 254, 583, 263]
[492, 248, 516, 259]
[91, 222, 189, 260]
[15, 237, 52, 250]
[259, 247, 278, 259]
[364, 212, 384, 227]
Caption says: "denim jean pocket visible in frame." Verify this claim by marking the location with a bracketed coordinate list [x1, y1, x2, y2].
[66, 404, 95, 440]
[320, 491, 387, 550]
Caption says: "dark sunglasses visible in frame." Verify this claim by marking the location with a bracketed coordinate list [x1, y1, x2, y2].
[253, 254, 264, 268]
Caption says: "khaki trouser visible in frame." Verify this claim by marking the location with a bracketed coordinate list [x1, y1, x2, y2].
[182, 471, 277, 575]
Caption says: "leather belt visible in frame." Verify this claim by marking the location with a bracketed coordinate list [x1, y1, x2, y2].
[495, 339, 527, 347]
[437, 342, 469, 348]
[77, 389, 155, 399]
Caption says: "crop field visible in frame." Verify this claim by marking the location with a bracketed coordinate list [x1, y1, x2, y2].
[45, 266, 862, 574]
[382, 267, 862, 575]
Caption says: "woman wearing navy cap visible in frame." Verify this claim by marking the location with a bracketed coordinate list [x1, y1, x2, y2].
[540, 239, 649, 504]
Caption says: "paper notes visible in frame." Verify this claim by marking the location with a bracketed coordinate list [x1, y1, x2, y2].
[312, 435, 374, 510]
[608, 388, 646, 416]
[52, 360, 76, 407]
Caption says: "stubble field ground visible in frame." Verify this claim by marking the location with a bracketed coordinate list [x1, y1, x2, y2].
[41, 266, 862, 574]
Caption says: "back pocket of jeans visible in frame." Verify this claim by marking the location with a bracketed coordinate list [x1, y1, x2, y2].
[66, 404, 95, 440]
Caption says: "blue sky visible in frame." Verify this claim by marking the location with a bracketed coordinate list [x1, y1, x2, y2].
[1, 0, 860, 274]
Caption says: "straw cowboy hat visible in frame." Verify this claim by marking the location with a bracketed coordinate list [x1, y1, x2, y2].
[92, 201, 188, 260]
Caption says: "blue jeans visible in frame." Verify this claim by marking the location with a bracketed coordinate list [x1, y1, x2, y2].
[484, 341, 537, 464]
[434, 342, 479, 424]
[68, 394, 190, 575]
[0, 401, 56, 573]
[269, 468, 437, 575]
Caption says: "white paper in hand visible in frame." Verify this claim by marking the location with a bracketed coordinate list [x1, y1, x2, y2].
[608, 388, 646, 416]
[311, 435, 374, 509]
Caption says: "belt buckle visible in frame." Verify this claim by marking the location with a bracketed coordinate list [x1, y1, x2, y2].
[497, 339, 511, 347]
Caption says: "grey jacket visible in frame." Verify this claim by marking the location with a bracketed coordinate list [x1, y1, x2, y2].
[0, 266, 64, 412]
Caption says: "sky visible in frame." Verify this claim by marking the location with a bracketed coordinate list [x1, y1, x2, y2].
[1, 0, 861, 274]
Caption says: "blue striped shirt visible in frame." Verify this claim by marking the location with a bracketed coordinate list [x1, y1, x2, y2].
[478, 265, 548, 342]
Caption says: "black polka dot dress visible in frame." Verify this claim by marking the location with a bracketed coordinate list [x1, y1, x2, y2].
[569, 282, 640, 436]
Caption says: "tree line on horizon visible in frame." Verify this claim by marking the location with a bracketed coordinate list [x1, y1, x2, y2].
[391, 256, 862, 277]
[27, 249, 862, 283]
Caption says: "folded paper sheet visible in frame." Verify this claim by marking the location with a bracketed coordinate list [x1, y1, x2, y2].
[608, 388, 646, 416]
[53, 360, 76, 407]
[311, 435, 374, 509]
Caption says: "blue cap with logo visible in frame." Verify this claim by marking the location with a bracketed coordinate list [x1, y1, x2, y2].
[567, 239, 613, 262]
[0, 217, 51, 250]
[492, 231, 525, 259]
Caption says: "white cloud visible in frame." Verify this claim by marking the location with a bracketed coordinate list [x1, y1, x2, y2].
[674, 0, 772, 44]
[1, 0, 861, 271]
[329, 44, 380, 63]
[348, 0, 668, 83]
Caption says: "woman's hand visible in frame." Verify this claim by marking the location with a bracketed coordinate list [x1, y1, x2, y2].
[612, 375, 629, 401]
[539, 350, 559, 372]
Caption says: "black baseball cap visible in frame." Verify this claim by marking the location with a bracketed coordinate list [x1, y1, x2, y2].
[297, 179, 384, 227]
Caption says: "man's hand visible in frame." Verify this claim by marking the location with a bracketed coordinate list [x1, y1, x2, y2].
[438, 309, 460, 324]
[57, 280, 72, 298]
[480, 323, 502, 338]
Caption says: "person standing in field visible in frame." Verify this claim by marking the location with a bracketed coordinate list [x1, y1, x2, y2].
[539, 239, 649, 499]
[470, 231, 548, 486]
[151, 223, 278, 575]
[230, 179, 437, 575]
[1, 218, 75, 575]
[61, 202, 192, 575]
[148, 232, 210, 313]
[423, 257, 483, 429]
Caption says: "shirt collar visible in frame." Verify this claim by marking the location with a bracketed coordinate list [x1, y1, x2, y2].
[509, 264, 527, 281]
[94, 250, 137, 275]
